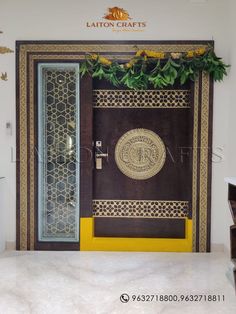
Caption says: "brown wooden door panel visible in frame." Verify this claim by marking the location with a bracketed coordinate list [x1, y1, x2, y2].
[93, 82, 193, 239]
[93, 106, 193, 201]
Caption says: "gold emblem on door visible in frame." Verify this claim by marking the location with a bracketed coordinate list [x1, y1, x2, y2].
[115, 128, 166, 180]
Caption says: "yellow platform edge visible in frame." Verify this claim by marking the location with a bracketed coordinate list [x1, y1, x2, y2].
[80, 217, 193, 252]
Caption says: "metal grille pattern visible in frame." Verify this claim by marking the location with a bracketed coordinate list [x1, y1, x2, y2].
[40, 66, 79, 241]
[93, 200, 189, 218]
[93, 90, 190, 108]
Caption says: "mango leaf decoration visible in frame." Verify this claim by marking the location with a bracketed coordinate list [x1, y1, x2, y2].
[79, 48, 229, 90]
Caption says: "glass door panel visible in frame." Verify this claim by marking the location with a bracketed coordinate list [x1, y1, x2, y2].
[38, 63, 80, 242]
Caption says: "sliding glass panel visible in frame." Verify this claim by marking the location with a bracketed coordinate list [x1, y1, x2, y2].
[38, 64, 80, 242]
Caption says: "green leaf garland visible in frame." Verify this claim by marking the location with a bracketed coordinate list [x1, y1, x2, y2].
[80, 47, 229, 90]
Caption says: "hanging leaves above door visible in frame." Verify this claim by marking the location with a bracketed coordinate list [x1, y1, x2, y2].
[80, 46, 229, 90]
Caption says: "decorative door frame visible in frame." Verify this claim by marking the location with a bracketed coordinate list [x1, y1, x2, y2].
[16, 40, 213, 252]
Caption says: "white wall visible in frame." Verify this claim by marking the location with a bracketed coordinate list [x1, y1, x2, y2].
[0, 0, 233, 251]
[228, 1, 236, 175]
[224, 0, 236, 251]
[0, 178, 6, 251]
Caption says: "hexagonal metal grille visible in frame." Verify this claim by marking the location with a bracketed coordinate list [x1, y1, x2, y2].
[38, 64, 80, 242]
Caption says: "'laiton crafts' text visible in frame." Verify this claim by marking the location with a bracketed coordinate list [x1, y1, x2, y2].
[86, 21, 146, 28]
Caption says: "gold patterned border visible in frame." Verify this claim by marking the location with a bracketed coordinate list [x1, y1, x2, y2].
[20, 43, 209, 54]
[192, 78, 199, 252]
[93, 200, 189, 218]
[18, 45, 28, 250]
[199, 72, 210, 252]
[29, 55, 35, 250]
[17, 42, 212, 251]
[93, 89, 190, 108]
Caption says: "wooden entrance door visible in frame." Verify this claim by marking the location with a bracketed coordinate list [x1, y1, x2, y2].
[93, 79, 192, 241]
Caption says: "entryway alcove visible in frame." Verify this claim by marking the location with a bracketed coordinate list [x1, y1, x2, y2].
[16, 41, 213, 252]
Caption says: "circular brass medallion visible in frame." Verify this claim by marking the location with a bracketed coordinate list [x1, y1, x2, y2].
[115, 128, 166, 180]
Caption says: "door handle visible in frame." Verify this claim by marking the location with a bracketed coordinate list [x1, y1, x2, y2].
[95, 141, 108, 170]
[96, 153, 109, 158]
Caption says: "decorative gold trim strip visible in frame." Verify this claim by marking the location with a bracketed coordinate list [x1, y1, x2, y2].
[192, 78, 199, 252]
[93, 200, 189, 218]
[93, 90, 190, 108]
[27, 54, 150, 61]
[22, 44, 209, 54]
[29, 55, 35, 250]
[19, 45, 28, 250]
[199, 72, 210, 252]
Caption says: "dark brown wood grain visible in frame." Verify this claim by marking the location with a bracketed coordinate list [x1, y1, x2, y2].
[35, 242, 79, 251]
[15, 43, 21, 250]
[229, 183, 236, 224]
[27, 52, 32, 250]
[195, 74, 202, 253]
[93, 111, 193, 199]
[231, 225, 236, 259]
[94, 218, 185, 238]
[229, 183, 236, 204]
[80, 75, 93, 217]
[16, 40, 214, 46]
[34, 60, 38, 250]
[93, 82, 193, 202]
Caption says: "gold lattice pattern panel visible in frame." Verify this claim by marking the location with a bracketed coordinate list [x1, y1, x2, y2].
[41, 67, 78, 239]
[93, 200, 189, 218]
[93, 90, 190, 108]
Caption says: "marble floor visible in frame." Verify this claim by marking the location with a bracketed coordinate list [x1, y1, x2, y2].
[0, 251, 235, 314]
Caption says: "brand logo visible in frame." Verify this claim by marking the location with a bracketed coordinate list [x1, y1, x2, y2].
[104, 7, 131, 21]
[86, 7, 146, 32]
